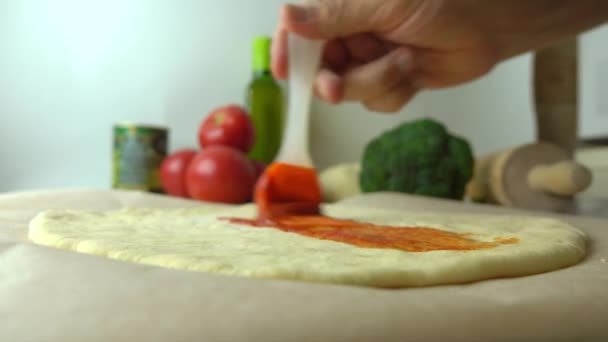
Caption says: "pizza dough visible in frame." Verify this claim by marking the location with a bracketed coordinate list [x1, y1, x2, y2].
[28, 204, 587, 287]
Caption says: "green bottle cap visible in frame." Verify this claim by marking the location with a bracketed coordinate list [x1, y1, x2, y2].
[253, 36, 272, 72]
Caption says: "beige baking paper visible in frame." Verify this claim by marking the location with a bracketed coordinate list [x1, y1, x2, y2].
[1, 189, 607, 342]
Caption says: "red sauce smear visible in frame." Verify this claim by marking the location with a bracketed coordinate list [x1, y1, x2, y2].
[223, 215, 519, 252]
[246, 162, 518, 252]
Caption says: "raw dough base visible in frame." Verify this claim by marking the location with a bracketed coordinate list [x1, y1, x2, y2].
[28, 204, 587, 287]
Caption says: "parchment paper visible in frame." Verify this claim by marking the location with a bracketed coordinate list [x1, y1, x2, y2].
[1, 188, 607, 342]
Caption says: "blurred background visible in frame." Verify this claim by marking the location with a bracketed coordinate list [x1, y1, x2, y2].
[0, 0, 606, 199]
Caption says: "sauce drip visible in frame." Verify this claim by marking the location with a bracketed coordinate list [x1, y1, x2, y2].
[224, 215, 519, 252]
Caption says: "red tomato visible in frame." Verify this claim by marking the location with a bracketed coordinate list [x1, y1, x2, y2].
[198, 105, 255, 153]
[160, 149, 197, 198]
[186, 146, 256, 204]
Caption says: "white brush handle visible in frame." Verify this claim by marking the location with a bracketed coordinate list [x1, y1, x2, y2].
[275, 33, 323, 166]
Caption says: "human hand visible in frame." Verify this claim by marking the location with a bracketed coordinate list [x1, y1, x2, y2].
[272, 0, 608, 112]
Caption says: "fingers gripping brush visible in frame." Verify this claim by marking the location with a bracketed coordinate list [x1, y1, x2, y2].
[254, 34, 324, 220]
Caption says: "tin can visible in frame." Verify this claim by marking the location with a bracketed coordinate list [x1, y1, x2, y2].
[112, 123, 168, 193]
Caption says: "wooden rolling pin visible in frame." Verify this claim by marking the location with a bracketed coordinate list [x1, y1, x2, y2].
[467, 142, 592, 212]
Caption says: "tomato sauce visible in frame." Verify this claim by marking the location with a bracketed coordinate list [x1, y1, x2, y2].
[253, 163, 322, 220]
[248, 162, 518, 252]
[224, 215, 519, 252]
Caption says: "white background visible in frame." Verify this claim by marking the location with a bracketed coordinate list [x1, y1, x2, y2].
[0, 0, 606, 192]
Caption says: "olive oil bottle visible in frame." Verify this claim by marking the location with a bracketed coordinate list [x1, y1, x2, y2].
[246, 36, 285, 164]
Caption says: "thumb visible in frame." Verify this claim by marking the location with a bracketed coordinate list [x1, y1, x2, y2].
[281, 0, 402, 39]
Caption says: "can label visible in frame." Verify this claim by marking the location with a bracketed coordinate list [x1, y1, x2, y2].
[112, 124, 168, 192]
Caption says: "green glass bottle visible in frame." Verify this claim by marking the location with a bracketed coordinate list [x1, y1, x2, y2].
[246, 36, 285, 164]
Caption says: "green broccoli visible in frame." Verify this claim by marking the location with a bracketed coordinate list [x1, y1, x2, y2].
[359, 119, 474, 200]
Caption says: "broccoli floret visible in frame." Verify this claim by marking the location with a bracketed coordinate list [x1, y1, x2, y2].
[360, 119, 474, 200]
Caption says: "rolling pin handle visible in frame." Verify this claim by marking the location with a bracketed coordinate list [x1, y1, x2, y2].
[527, 161, 592, 196]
